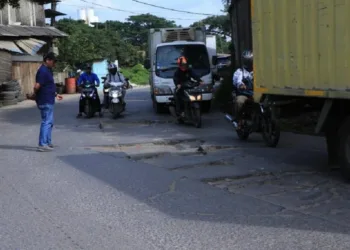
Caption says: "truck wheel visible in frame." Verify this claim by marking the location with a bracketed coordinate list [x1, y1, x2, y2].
[201, 101, 211, 113]
[153, 100, 165, 114]
[338, 117, 350, 180]
[325, 120, 341, 169]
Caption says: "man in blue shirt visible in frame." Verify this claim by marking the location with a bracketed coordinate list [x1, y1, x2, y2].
[27, 52, 63, 152]
[76, 64, 102, 117]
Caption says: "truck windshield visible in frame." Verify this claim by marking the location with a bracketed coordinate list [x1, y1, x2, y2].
[155, 44, 210, 79]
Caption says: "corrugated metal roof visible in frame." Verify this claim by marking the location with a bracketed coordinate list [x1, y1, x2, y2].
[0, 41, 24, 54]
[15, 38, 47, 55]
[0, 25, 67, 37]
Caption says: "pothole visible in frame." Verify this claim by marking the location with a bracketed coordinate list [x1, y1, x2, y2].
[84, 139, 238, 159]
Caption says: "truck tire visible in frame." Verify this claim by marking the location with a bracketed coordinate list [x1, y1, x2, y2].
[338, 117, 350, 180]
[2, 99, 18, 106]
[0, 91, 17, 100]
[153, 100, 166, 114]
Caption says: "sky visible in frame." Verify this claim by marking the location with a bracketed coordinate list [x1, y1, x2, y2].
[49, 0, 225, 26]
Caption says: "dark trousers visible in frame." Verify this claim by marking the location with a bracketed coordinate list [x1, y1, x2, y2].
[175, 91, 184, 114]
[79, 90, 101, 113]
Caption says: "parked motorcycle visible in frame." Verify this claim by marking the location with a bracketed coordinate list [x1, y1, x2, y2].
[80, 81, 101, 118]
[225, 79, 280, 147]
[168, 80, 202, 128]
[106, 81, 126, 119]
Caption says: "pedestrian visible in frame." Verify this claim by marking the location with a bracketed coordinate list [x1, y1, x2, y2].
[27, 52, 63, 152]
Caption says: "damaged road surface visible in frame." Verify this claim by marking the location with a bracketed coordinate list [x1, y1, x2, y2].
[1, 87, 350, 250]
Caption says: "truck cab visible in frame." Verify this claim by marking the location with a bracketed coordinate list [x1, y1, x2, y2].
[146, 27, 217, 113]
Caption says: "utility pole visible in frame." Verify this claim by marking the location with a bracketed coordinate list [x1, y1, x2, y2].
[50, 1, 57, 26]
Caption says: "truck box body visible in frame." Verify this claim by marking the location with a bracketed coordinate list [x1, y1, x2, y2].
[148, 27, 215, 108]
[231, 0, 350, 100]
[253, 0, 350, 99]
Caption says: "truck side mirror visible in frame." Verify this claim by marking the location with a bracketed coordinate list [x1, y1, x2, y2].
[212, 55, 218, 65]
[144, 59, 151, 69]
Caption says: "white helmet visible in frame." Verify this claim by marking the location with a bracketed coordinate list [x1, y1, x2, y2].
[108, 63, 117, 70]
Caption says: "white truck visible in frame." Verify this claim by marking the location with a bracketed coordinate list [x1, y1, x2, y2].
[145, 27, 217, 113]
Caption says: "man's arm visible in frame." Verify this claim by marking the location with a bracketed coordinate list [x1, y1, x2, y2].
[77, 74, 84, 86]
[173, 70, 180, 87]
[119, 73, 126, 83]
[233, 69, 244, 88]
[189, 69, 203, 83]
[27, 71, 44, 100]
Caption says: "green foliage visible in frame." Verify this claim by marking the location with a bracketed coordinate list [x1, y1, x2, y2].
[99, 14, 177, 50]
[121, 64, 149, 85]
[55, 19, 142, 70]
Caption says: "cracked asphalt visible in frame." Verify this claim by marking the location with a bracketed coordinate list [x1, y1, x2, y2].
[0, 87, 350, 250]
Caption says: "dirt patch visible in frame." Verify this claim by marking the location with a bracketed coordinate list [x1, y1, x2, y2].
[85, 139, 238, 160]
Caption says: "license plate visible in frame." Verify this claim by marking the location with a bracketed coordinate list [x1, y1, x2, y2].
[111, 98, 119, 103]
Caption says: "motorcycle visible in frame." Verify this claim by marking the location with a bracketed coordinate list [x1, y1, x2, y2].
[106, 81, 126, 119]
[168, 80, 202, 128]
[224, 78, 280, 147]
[80, 81, 101, 118]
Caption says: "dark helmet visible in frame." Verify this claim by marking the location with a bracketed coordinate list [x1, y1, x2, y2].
[242, 50, 253, 69]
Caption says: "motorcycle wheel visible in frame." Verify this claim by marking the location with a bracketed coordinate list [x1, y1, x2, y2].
[236, 129, 250, 140]
[193, 107, 201, 128]
[261, 117, 280, 147]
[85, 105, 93, 118]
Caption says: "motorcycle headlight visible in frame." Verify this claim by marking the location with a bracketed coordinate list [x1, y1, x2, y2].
[89, 92, 94, 97]
[154, 86, 172, 95]
[189, 95, 196, 101]
[111, 90, 121, 98]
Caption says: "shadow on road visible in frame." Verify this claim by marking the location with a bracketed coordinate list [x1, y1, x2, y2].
[58, 152, 350, 235]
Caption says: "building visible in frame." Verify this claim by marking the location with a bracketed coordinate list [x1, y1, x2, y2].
[78, 8, 98, 27]
[0, 0, 67, 95]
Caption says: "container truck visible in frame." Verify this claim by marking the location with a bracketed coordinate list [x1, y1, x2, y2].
[145, 27, 217, 113]
[230, 0, 350, 179]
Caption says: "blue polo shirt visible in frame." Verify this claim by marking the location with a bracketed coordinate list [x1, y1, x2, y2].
[35, 64, 56, 105]
[77, 72, 100, 86]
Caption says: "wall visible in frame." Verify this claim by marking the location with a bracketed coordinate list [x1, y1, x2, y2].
[0, 50, 12, 82]
[0, 0, 45, 26]
[12, 61, 41, 95]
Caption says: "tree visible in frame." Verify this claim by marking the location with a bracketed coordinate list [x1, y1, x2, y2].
[54, 19, 142, 70]
[191, 15, 231, 38]
[99, 14, 177, 50]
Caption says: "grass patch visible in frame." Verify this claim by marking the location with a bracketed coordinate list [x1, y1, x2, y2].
[121, 64, 149, 85]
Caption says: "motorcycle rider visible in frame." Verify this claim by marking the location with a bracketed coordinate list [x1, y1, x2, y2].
[103, 63, 127, 108]
[173, 56, 203, 115]
[233, 50, 254, 128]
[76, 64, 102, 118]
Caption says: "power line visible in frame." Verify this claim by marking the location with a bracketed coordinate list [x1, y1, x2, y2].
[131, 0, 212, 16]
[76, 0, 199, 21]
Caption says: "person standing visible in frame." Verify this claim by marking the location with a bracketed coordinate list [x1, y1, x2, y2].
[27, 52, 63, 152]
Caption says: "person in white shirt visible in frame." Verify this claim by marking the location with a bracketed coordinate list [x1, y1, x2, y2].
[103, 63, 127, 108]
[232, 50, 254, 126]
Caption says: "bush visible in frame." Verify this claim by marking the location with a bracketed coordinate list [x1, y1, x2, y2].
[121, 64, 149, 85]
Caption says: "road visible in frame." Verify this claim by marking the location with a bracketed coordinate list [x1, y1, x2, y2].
[0, 87, 350, 250]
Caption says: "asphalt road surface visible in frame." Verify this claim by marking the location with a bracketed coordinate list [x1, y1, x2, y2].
[0, 87, 350, 250]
